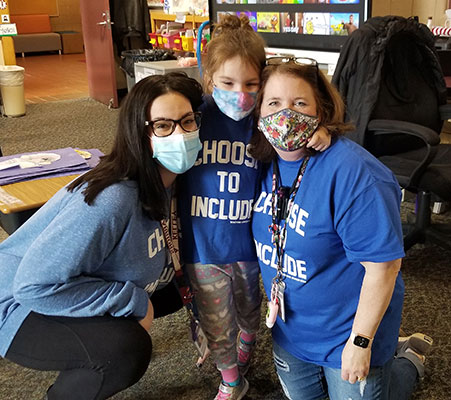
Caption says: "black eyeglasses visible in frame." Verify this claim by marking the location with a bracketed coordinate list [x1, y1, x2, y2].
[266, 56, 318, 69]
[145, 111, 202, 137]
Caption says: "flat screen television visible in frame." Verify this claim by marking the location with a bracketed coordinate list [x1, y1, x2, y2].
[208, 0, 372, 53]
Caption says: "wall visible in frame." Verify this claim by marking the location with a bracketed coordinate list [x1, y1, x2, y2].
[372, 0, 448, 27]
[6, 0, 450, 47]
[8, 0, 449, 36]
[9, 0, 82, 32]
[8, 0, 58, 16]
[49, 0, 82, 32]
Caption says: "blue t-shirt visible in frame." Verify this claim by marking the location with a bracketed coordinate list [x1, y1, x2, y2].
[178, 96, 260, 264]
[252, 137, 405, 368]
[0, 180, 172, 356]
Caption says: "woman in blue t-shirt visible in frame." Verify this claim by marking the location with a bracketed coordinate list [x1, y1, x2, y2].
[249, 58, 432, 400]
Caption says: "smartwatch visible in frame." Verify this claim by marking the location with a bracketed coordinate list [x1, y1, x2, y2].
[350, 331, 373, 348]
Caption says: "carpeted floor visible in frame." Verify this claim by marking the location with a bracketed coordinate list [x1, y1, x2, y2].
[0, 99, 450, 399]
[0, 97, 118, 156]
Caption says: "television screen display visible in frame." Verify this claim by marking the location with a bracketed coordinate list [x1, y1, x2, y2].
[209, 0, 372, 52]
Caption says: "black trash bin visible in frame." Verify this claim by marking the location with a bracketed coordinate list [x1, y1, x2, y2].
[120, 49, 177, 91]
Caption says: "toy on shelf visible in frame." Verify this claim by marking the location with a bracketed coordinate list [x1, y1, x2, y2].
[181, 30, 194, 52]
[149, 32, 163, 48]
[429, 9, 451, 37]
[162, 32, 183, 50]
[148, 11, 209, 53]
[148, 19, 209, 55]
[432, 26, 451, 37]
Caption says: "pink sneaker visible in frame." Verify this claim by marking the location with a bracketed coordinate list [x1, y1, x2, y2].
[214, 377, 249, 400]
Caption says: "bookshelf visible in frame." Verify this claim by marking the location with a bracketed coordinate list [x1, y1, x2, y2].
[150, 11, 208, 33]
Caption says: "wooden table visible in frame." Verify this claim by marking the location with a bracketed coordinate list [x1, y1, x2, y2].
[0, 174, 79, 234]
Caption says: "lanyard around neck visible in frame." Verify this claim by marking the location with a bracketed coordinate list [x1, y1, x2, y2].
[160, 196, 181, 272]
[269, 156, 310, 282]
[160, 195, 194, 305]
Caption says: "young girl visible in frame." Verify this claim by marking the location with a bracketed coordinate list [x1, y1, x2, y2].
[0, 73, 203, 399]
[178, 15, 330, 399]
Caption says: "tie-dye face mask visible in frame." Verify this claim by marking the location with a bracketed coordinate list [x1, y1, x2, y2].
[258, 108, 320, 151]
[212, 86, 257, 121]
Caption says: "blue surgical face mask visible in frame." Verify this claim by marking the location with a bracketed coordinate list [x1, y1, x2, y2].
[212, 86, 257, 121]
[151, 130, 201, 174]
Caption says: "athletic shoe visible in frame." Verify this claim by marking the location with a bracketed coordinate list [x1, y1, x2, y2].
[396, 332, 433, 378]
[237, 337, 256, 376]
[214, 376, 249, 400]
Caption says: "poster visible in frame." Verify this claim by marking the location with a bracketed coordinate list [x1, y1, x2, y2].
[257, 12, 280, 33]
[303, 13, 330, 35]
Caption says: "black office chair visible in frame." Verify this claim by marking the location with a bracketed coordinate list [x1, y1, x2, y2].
[333, 15, 451, 251]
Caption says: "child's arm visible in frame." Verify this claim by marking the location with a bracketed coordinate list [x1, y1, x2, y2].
[306, 127, 331, 152]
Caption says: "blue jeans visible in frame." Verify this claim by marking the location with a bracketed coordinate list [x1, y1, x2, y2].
[272, 341, 417, 400]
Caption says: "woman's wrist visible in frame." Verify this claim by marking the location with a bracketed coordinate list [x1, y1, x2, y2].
[350, 331, 374, 349]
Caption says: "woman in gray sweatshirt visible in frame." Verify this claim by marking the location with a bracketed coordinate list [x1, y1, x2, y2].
[0, 72, 203, 400]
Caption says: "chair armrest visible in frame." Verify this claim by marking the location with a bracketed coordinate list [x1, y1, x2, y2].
[439, 104, 451, 121]
[367, 119, 439, 188]
[367, 119, 440, 145]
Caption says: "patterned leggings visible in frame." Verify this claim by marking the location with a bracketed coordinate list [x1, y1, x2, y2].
[185, 262, 261, 370]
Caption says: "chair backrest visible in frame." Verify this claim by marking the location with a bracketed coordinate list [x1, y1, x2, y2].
[370, 30, 444, 155]
[333, 16, 447, 155]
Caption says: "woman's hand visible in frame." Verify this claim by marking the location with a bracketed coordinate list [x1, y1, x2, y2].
[341, 259, 401, 383]
[138, 298, 154, 332]
[341, 338, 371, 383]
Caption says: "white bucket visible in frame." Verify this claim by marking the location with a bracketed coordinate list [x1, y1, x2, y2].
[0, 65, 26, 117]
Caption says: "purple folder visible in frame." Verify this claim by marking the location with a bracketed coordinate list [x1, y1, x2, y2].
[0, 148, 104, 186]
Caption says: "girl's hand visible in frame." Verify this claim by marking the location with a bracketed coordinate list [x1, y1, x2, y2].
[341, 337, 371, 384]
[307, 127, 331, 152]
[139, 298, 154, 332]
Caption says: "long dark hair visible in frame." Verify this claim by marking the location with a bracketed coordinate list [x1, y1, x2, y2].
[249, 63, 353, 163]
[68, 72, 203, 220]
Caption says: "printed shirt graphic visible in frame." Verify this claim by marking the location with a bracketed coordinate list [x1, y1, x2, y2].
[252, 137, 405, 368]
[178, 96, 260, 264]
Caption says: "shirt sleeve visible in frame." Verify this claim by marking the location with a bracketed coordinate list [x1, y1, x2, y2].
[335, 181, 405, 263]
[12, 186, 149, 320]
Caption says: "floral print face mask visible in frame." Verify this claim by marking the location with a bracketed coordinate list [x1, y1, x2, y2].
[212, 86, 257, 121]
[258, 108, 320, 151]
